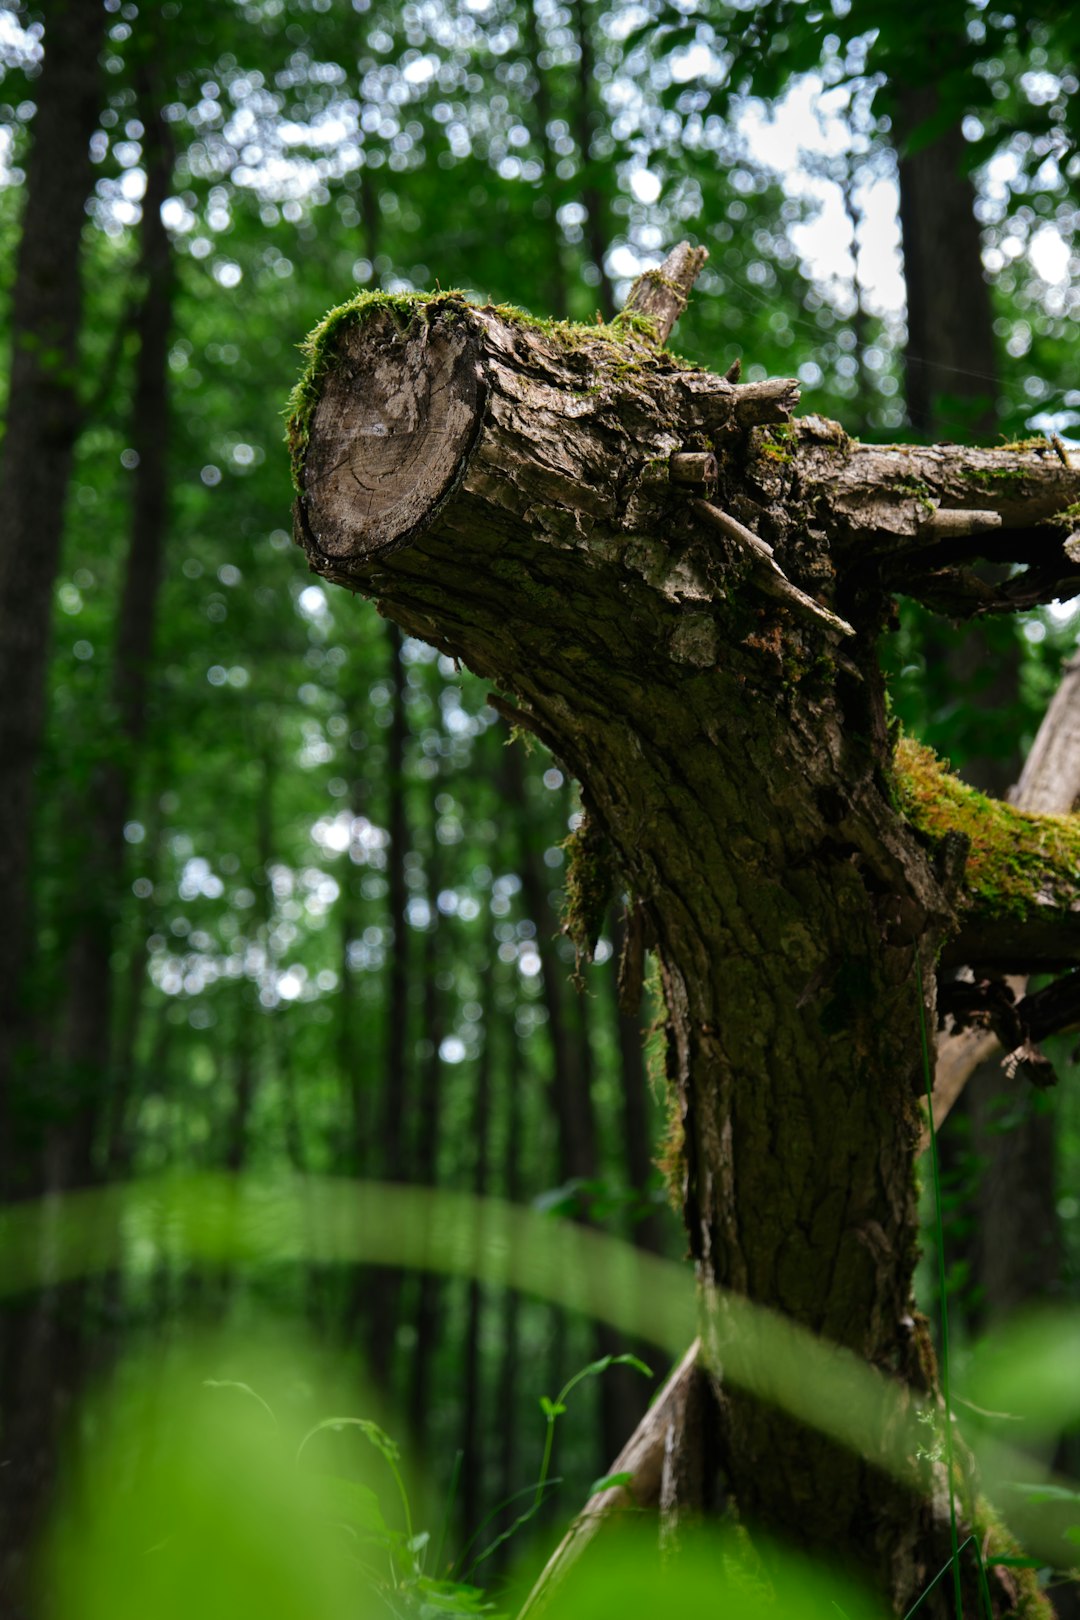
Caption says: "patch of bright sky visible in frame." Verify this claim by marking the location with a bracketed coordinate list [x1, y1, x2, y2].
[739, 77, 906, 315]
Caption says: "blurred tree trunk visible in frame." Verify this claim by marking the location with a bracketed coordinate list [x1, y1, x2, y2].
[226, 749, 276, 1172]
[508, 747, 643, 1461]
[567, 0, 614, 320]
[361, 623, 412, 1386]
[407, 802, 445, 1455]
[0, 0, 106, 1193]
[460, 961, 495, 1539]
[52, 90, 175, 1194]
[894, 71, 1062, 1353]
[521, 0, 569, 320]
[894, 84, 997, 441]
[495, 1003, 525, 1561]
[506, 747, 597, 1187]
[0, 66, 173, 1612]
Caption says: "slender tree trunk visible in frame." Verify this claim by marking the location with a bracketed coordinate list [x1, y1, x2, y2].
[893, 70, 1063, 1363]
[894, 84, 997, 441]
[460, 962, 495, 1539]
[0, 0, 106, 1193]
[495, 990, 525, 1564]
[51, 91, 175, 1193]
[0, 61, 172, 1611]
[364, 623, 412, 1386]
[407, 806, 445, 1454]
[568, 0, 614, 320]
[522, 0, 569, 319]
[506, 749, 596, 1187]
[226, 751, 276, 1173]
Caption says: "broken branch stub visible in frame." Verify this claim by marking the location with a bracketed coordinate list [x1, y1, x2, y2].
[620, 240, 708, 346]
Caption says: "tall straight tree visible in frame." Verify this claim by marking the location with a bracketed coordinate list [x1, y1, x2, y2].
[52, 85, 175, 1194]
[0, 0, 106, 1191]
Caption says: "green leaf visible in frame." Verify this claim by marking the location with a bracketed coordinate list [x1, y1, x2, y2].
[609, 1353, 653, 1379]
[201, 1380, 278, 1427]
[296, 1415, 400, 1468]
[539, 1396, 567, 1417]
[589, 1472, 634, 1496]
[310, 1473, 389, 1541]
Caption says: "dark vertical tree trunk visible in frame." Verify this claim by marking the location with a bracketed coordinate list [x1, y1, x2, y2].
[460, 962, 495, 1540]
[407, 806, 445, 1454]
[893, 73, 1062, 1372]
[568, 0, 614, 320]
[506, 747, 597, 1187]
[495, 999, 525, 1562]
[894, 85, 998, 441]
[364, 623, 412, 1386]
[0, 0, 106, 1193]
[522, 0, 569, 320]
[0, 61, 173, 1610]
[51, 90, 175, 1193]
[226, 750, 276, 1173]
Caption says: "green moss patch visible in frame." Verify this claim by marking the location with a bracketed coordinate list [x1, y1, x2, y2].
[894, 736, 1080, 918]
[562, 811, 616, 972]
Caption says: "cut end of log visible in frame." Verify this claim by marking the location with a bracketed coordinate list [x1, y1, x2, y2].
[297, 302, 484, 566]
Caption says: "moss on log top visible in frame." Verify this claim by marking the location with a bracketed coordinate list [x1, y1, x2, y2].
[895, 736, 1080, 964]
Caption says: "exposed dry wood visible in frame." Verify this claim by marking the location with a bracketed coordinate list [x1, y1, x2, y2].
[926, 656, 1080, 1145]
[691, 498, 856, 636]
[1014, 654, 1080, 813]
[669, 450, 717, 487]
[517, 1341, 701, 1619]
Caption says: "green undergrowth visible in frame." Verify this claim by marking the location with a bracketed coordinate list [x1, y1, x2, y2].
[10, 1175, 1080, 1614]
[286, 287, 681, 492]
[894, 735, 1080, 917]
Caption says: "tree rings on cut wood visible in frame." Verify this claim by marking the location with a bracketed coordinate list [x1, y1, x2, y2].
[300, 306, 483, 562]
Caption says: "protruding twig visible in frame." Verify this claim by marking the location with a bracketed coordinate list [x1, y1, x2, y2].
[692, 500, 856, 638]
[730, 376, 800, 427]
[917, 507, 1003, 538]
[487, 692, 563, 756]
[669, 451, 718, 487]
[620, 242, 708, 346]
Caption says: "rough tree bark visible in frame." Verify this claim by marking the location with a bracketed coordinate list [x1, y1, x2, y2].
[289, 246, 1080, 1614]
[894, 83, 999, 441]
[0, 0, 107, 1194]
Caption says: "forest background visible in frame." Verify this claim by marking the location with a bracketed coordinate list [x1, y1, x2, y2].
[1, 0, 1080, 1613]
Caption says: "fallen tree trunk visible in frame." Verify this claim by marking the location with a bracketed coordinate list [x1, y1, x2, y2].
[290, 247, 1080, 1615]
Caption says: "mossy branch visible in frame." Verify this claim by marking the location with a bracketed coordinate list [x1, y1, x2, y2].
[895, 737, 1080, 969]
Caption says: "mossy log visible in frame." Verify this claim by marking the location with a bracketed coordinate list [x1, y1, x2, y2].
[290, 248, 1080, 1616]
